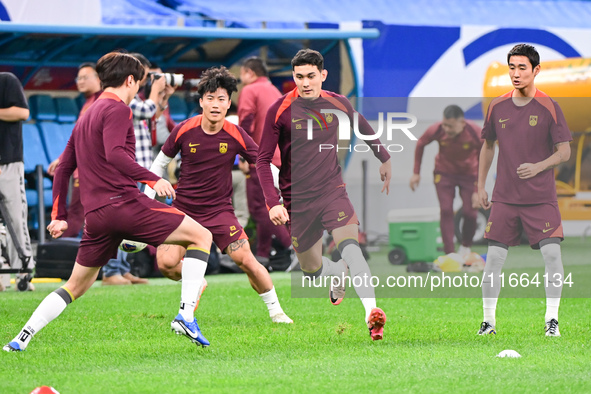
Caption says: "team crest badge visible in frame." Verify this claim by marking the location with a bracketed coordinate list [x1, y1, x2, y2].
[529, 115, 538, 126]
[219, 143, 228, 154]
[463, 143, 470, 150]
[325, 113, 333, 123]
[291, 236, 299, 248]
[485, 221, 492, 233]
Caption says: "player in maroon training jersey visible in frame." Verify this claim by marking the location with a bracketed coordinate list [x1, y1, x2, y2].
[477, 44, 572, 337]
[410, 105, 482, 255]
[256, 49, 392, 340]
[146, 67, 292, 323]
[4, 52, 213, 352]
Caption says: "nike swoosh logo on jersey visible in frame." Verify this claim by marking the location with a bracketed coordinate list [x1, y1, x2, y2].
[189, 143, 200, 147]
[337, 216, 349, 222]
[542, 228, 554, 233]
[499, 118, 510, 123]
[292, 118, 304, 123]
[230, 230, 240, 236]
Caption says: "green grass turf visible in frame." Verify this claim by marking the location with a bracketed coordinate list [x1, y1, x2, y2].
[1, 239, 590, 393]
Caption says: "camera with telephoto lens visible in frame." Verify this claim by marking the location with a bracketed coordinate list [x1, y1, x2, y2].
[144, 72, 184, 98]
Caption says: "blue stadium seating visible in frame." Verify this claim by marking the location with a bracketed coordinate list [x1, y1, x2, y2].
[22, 123, 50, 173]
[28, 94, 58, 121]
[168, 95, 188, 122]
[55, 97, 79, 123]
[38, 121, 74, 163]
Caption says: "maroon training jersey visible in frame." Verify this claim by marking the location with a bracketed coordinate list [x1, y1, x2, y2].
[161, 115, 258, 212]
[256, 88, 391, 208]
[413, 120, 482, 177]
[52, 92, 161, 220]
[482, 89, 572, 204]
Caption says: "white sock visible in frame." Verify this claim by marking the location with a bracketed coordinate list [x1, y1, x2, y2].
[540, 242, 563, 322]
[546, 298, 560, 323]
[481, 245, 508, 326]
[339, 240, 376, 321]
[11, 287, 73, 350]
[320, 256, 347, 277]
[179, 248, 208, 322]
[483, 298, 498, 326]
[259, 287, 284, 317]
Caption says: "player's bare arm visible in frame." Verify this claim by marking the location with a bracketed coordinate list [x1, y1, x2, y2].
[380, 159, 392, 194]
[517, 141, 571, 179]
[269, 205, 289, 226]
[47, 220, 68, 239]
[478, 140, 495, 210]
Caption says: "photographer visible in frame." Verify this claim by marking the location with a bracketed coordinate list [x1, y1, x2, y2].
[129, 53, 168, 170]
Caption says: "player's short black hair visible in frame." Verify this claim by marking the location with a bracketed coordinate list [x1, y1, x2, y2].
[242, 57, 268, 77]
[78, 62, 96, 71]
[197, 66, 238, 98]
[130, 52, 151, 68]
[443, 105, 464, 119]
[291, 49, 324, 71]
[507, 44, 540, 69]
[96, 52, 145, 89]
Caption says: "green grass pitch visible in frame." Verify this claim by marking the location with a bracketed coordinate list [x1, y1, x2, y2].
[1, 238, 590, 393]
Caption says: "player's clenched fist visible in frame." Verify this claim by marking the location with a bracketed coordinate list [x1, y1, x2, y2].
[47, 220, 68, 239]
[269, 205, 289, 225]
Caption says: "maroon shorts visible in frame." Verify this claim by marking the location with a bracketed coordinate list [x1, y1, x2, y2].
[484, 201, 564, 249]
[173, 202, 247, 253]
[286, 186, 359, 253]
[77, 195, 185, 267]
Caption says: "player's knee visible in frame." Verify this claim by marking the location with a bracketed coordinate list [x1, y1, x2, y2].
[192, 226, 212, 248]
[440, 207, 454, 218]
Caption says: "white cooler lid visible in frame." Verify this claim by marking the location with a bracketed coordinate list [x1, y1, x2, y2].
[387, 207, 440, 222]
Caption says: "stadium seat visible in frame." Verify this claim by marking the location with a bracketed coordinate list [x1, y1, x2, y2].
[55, 97, 79, 123]
[28, 94, 58, 121]
[168, 95, 188, 122]
[22, 123, 50, 173]
[38, 121, 73, 163]
[75, 93, 85, 111]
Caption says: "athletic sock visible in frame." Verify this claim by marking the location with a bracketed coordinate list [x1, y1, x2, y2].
[10, 287, 74, 350]
[259, 287, 284, 317]
[540, 242, 563, 322]
[179, 248, 208, 322]
[338, 239, 376, 321]
[481, 244, 508, 326]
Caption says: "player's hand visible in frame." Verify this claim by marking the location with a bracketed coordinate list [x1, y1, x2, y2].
[517, 163, 541, 179]
[238, 159, 250, 175]
[153, 178, 176, 200]
[409, 173, 420, 191]
[471, 192, 480, 209]
[47, 158, 60, 176]
[380, 159, 391, 195]
[478, 188, 492, 210]
[269, 205, 289, 225]
[47, 220, 68, 239]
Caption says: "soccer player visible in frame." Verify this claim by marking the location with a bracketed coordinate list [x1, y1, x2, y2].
[410, 105, 482, 255]
[256, 49, 391, 340]
[146, 66, 292, 324]
[477, 44, 571, 337]
[4, 52, 213, 352]
[238, 57, 292, 264]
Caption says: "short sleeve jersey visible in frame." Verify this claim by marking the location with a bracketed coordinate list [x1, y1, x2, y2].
[482, 90, 572, 204]
[0, 72, 29, 164]
[162, 115, 258, 213]
[413, 120, 482, 177]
